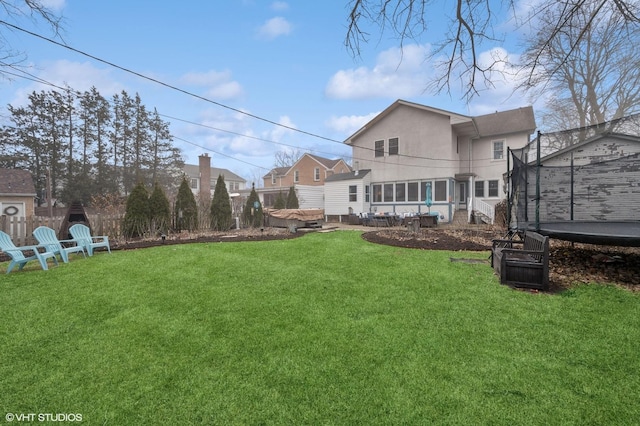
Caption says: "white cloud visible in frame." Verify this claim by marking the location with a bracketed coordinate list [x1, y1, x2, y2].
[257, 16, 292, 40]
[40, 0, 66, 11]
[466, 47, 545, 115]
[325, 44, 432, 100]
[9, 60, 123, 106]
[326, 112, 380, 136]
[271, 1, 289, 11]
[180, 70, 243, 100]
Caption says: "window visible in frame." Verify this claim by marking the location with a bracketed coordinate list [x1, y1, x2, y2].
[375, 140, 384, 157]
[365, 185, 370, 203]
[314, 167, 320, 181]
[395, 182, 405, 202]
[475, 181, 485, 197]
[408, 182, 419, 201]
[389, 138, 399, 155]
[294, 170, 299, 183]
[349, 185, 357, 202]
[434, 180, 447, 202]
[271, 174, 276, 185]
[493, 140, 504, 160]
[190, 178, 198, 189]
[372, 184, 382, 202]
[488, 180, 499, 197]
[383, 184, 394, 202]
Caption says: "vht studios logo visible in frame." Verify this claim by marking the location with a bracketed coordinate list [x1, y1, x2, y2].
[5, 412, 83, 422]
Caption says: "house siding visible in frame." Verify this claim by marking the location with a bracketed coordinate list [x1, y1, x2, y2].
[295, 185, 325, 209]
[523, 135, 640, 221]
[324, 176, 371, 216]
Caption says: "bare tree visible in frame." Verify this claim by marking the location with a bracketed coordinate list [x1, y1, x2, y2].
[273, 148, 303, 168]
[521, 1, 640, 132]
[345, 0, 640, 100]
[0, 0, 64, 78]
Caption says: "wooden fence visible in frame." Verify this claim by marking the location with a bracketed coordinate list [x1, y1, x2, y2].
[0, 214, 124, 246]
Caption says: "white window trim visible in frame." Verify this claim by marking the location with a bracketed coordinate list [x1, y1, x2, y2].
[492, 139, 505, 161]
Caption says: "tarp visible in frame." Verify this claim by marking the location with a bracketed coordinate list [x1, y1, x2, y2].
[264, 208, 324, 221]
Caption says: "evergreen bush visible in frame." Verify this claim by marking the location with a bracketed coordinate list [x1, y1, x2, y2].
[210, 174, 233, 231]
[273, 191, 286, 209]
[286, 186, 299, 209]
[174, 177, 198, 231]
[149, 182, 171, 235]
[123, 182, 150, 238]
[242, 184, 263, 228]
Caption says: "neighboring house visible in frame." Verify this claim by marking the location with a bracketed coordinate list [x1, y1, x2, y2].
[514, 132, 640, 223]
[0, 168, 37, 220]
[183, 154, 247, 201]
[340, 99, 536, 223]
[261, 153, 351, 208]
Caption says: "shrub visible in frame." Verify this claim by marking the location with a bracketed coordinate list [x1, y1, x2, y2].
[210, 174, 233, 231]
[174, 177, 198, 231]
[273, 191, 286, 209]
[123, 182, 149, 238]
[242, 184, 263, 228]
[149, 182, 171, 235]
[286, 186, 299, 209]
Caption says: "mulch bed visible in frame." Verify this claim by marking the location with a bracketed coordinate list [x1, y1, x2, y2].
[362, 227, 640, 292]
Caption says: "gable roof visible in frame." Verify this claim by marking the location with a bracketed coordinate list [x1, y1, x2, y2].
[183, 164, 245, 182]
[539, 132, 640, 163]
[0, 168, 36, 196]
[264, 153, 350, 178]
[345, 100, 536, 143]
[473, 106, 536, 138]
[345, 99, 473, 144]
[263, 166, 290, 179]
[325, 169, 371, 182]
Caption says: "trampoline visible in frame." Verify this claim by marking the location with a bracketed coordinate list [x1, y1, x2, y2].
[522, 221, 640, 247]
[507, 131, 640, 247]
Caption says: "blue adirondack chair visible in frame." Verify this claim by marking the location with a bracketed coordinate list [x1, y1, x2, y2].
[33, 226, 86, 263]
[69, 224, 111, 256]
[0, 230, 59, 273]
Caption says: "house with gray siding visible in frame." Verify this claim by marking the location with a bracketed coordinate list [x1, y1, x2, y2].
[336, 99, 536, 223]
[519, 132, 640, 222]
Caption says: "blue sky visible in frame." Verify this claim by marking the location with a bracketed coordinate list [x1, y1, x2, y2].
[0, 0, 535, 184]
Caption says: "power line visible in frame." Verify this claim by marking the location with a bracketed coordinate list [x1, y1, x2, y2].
[0, 24, 514, 170]
[0, 19, 342, 144]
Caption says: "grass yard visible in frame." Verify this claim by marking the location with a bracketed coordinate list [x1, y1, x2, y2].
[1, 231, 639, 425]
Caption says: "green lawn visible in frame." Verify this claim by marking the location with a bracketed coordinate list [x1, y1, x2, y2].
[1, 231, 639, 425]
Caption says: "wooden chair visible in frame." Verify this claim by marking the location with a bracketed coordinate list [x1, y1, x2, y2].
[33, 226, 86, 263]
[69, 224, 111, 256]
[0, 230, 59, 273]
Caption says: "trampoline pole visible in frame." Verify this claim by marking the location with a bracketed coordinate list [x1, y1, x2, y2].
[536, 131, 541, 231]
[507, 148, 511, 228]
[570, 153, 574, 221]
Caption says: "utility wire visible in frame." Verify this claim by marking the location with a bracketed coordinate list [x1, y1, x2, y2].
[0, 19, 341, 144]
[0, 23, 515, 169]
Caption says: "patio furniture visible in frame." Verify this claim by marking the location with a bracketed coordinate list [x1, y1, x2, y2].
[69, 224, 111, 256]
[0, 230, 59, 273]
[33, 226, 86, 263]
[491, 231, 549, 290]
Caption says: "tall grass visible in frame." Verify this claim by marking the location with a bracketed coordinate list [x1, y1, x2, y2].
[1, 231, 639, 425]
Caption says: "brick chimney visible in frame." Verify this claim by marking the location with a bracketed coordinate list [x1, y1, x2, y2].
[198, 153, 211, 203]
